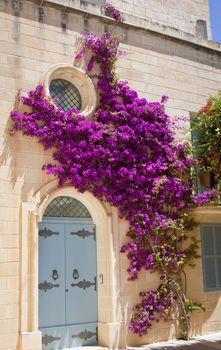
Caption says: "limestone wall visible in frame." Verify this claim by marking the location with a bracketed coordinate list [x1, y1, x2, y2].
[111, 0, 211, 38]
[32, 0, 212, 39]
[0, 1, 221, 349]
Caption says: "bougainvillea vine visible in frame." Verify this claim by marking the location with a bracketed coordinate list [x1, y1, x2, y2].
[10, 29, 217, 339]
[104, 2, 125, 22]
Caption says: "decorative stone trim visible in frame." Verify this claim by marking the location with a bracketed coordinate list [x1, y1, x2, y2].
[19, 183, 123, 349]
[41, 64, 97, 117]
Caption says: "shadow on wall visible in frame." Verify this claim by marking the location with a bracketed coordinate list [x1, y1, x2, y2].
[0, 92, 54, 202]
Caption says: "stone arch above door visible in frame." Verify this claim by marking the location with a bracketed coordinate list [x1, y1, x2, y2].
[19, 180, 122, 350]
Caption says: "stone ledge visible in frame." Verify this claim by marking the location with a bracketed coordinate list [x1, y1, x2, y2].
[192, 206, 221, 214]
[19, 0, 221, 55]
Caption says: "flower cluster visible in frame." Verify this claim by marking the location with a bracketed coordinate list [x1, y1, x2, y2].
[10, 30, 210, 337]
[129, 283, 175, 335]
[75, 31, 123, 77]
[104, 2, 124, 22]
[193, 189, 218, 205]
[191, 91, 221, 178]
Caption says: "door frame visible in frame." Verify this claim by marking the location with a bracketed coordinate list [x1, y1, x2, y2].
[19, 180, 123, 350]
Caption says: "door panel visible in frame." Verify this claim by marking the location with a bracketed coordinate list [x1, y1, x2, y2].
[41, 322, 97, 350]
[39, 218, 98, 349]
[65, 223, 97, 325]
[39, 222, 66, 328]
[70, 322, 98, 347]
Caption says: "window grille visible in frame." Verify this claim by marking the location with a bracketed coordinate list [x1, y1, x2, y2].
[49, 79, 82, 112]
[201, 224, 221, 291]
[43, 196, 91, 218]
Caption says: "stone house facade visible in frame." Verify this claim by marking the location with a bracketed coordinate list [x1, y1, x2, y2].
[0, 1, 221, 350]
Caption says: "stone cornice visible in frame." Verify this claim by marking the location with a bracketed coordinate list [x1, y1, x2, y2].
[8, 0, 221, 56]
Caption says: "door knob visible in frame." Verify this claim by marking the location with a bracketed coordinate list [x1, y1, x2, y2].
[73, 269, 79, 280]
[52, 269, 59, 281]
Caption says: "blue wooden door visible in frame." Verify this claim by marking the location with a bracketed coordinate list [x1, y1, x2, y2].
[39, 217, 98, 350]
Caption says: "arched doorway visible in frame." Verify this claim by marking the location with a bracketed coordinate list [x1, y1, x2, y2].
[38, 196, 98, 349]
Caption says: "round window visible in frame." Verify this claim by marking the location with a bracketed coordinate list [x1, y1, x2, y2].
[49, 79, 82, 112]
[41, 64, 97, 117]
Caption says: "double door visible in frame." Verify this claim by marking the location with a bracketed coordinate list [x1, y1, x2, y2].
[38, 217, 97, 349]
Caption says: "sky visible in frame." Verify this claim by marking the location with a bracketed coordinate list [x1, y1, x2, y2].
[209, 0, 221, 42]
